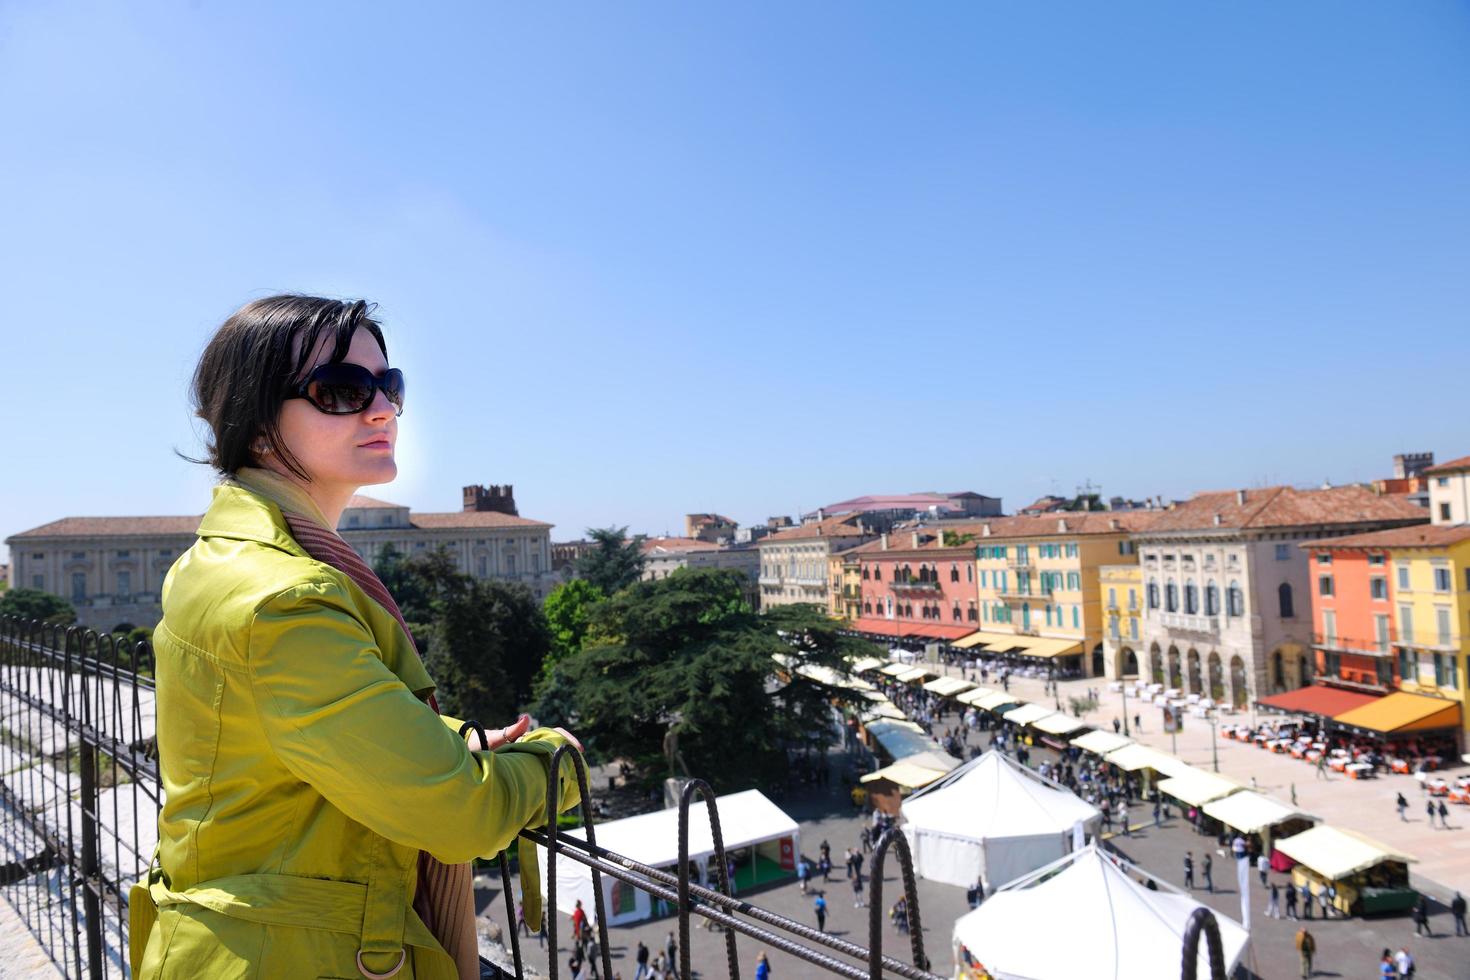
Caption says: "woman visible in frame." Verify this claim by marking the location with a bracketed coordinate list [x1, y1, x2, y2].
[131, 296, 584, 978]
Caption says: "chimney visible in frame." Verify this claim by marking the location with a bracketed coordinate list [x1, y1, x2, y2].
[1057, 519, 1068, 533]
[1213, 513, 1223, 526]
[880, 533, 888, 551]
[1236, 489, 1247, 505]
[1109, 518, 1119, 531]
[1083, 497, 1091, 512]
[982, 523, 992, 537]
[912, 532, 921, 548]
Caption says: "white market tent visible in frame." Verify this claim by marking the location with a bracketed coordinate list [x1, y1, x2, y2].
[879, 662, 912, 677]
[956, 687, 997, 707]
[1202, 791, 1314, 836]
[1274, 825, 1416, 881]
[896, 666, 937, 683]
[1156, 769, 1242, 808]
[858, 692, 908, 722]
[861, 751, 957, 791]
[850, 657, 887, 674]
[972, 691, 1021, 712]
[922, 676, 975, 698]
[1070, 730, 1133, 756]
[1031, 713, 1087, 737]
[998, 702, 1051, 727]
[952, 845, 1250, 980]
[1104, 744, 1195, 779]
[537, 790, 799, 927]
[900, 750, 1100, 890]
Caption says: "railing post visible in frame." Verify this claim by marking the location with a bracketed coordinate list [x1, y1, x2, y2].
[1179, 906, 1226, 980]
[866, 827, 929, 979]
[678, 778, 740, 980]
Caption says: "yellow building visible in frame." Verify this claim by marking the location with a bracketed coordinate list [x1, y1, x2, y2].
[1098, 564, 1144, 677]
[828, 551, 863, 621]
[962, 513, 1155, 678]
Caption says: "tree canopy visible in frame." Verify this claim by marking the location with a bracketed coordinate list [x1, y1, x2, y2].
[0, 588, 77, 625]
[574, 526, 646, 596]
[542, 568, 878, 793]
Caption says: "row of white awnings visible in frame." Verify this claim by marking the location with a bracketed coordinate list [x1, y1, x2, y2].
[948, 630, 1085, 659]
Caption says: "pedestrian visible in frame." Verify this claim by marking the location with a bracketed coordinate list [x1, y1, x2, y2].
[1153, 798, 1162, 827]
[665, 932, 677, 976]
[754, 952, 771, 980]
[1413, 895, 1431, 937]
[1318, 886, 1331, 919]
[1378, 949, 1395, 979]
[1267, 881, 1281, 918]
[1183, 851, 1194, 890]
[1438, 799, 1450, 829]
[860, 826, 872, 853]
[635, 941, 650, 980]
[1285, 881, 1299, 919]
[1294, 925, 1315, 979]
[572, 899, 588, 944]
[1315, 753, 1327, 780]
[1394, 946, 1415, 978]
[1301, 882, 1313, 919]
[852, 848, 864, 883]
[1397, 792, 1409, 822]
[587, 935, 603, 980]
[1427, 799, 1437, 827]
[1257, 851, 1270, 888]
[853, 872, 864, 908]
[538, 910, 547, 948]
[1113, 717, 1121, 734]
[1452, 890, 1468, 936]
[1203, 853, 1214, 894]
[797, 856, 809, 894]
[1291, 782, 1298, 807]
[1231, 834, 1246, 860]
[518, 901, 528, 936]
[1134, 713, 1141, 732]
[814, 892, 827, 933]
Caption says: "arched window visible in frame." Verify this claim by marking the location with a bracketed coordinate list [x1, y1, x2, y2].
[862, 566, 869, 580]
[1278, 582, 1295, 618]
[1147, 580, 1160, 610]
[1205, 582, 1219, 616]
[951, 562, 960, 583]
[1184, 582, 1198, 615]
[1165, 580, 1179, 613]
[1228, 581, 1243, 617]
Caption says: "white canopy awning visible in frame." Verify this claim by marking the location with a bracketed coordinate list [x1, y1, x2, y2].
[955, 687, 997, 706]
[922, 676, 975, 698]
[1156, 769, 1242, 807]
[1031, 713, 1087, 737]
[1104, 744, 1194, 778]
[896, 666, 936, 683]
[1202, 791, 1314, 835]
[1274, 825, 1416, 881]
[1070, 730, 1133, 755]
[879, 662, 911, 677]
[850, 657, 886, 673]
[999, 703, 1052, 727]
[953, 845, 1250, 979]
[972, 691, 1022, 712]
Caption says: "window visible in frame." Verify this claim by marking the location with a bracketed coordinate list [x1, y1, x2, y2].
[381, 514, 394, 526]
[1370, 577, 1388, 600]
[478, 556, 488, 577]
[1108, 587, 1117, 607]
[1118, 541, 1136, 556]
[1398, 647, 1417, 682]
[1375, 614, 1391, 653]
[1397, 566, 1410, 590]
[1436, 607, 1452, 646]
[861, 567, 869, 579]
[1322, 609, 1337, 645]
[950, 562, 959, 582]
[1275, 544, 1290, 561]
[1067, 543, 1078, 557]
[873, 566, 881, 581]
[1205, 583, 1220, 616]
[1130, 617, 1139, 640]
[1165, 582, 1178, 613]
[32, 575, 44, 589]
[1128, 589, 1138, 610]
[967, 565, 973, 582]
[1317, 576, 1333, 598]
[348, 515, 361, 527]
[117, 570, 131, 596]
[1399, 604, 1415, 644]
[968, 604, 977, 622]
[71, 573, 86, 601]
[1068, 572, 1081, 590]
[32, 553, 44, 560]
[1184, 583, 1198, 615]
[953, 605, 961, 621]
[1279, 583, 1295, 617]
[1227, 582, 1244, 617]
[1367, 553, 1385, 566]
[1439, 477, 1451, 487]
[506, 553, 516, 575]
[116, 550, 130, 559]
[1147, 581, 1160, 610]
[1441, 503, 1453, 521]
[71, 551, 86, 561]
[1434, 567, 1452, 593]
[1072, 606, 1079, 628]
[1315, 552, 1331, 565]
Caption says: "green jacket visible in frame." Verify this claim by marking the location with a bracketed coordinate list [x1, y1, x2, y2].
[132, 483, 580, 978]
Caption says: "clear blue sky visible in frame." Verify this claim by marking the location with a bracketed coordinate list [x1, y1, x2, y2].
[3, 2, 1469, 561]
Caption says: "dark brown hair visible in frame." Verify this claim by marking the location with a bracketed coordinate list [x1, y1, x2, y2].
[186, 295, 388, 481]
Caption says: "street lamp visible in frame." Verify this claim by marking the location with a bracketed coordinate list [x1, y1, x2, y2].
[1121, 680, 1130, 737]
[1207, 707, 1220, 773]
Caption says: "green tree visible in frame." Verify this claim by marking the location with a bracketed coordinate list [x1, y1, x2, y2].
[0, 588, 77, 625]
[542, 579, 605, 672]
[374, 542, 434, 626]
[574, 526, 646, 596]
[549, 569, 872, 793]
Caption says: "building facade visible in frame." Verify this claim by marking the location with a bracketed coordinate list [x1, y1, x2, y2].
[1426, 455, 1470, 526]
[828, 551, 863, 621]
[640, 536, 761, 608]
[5, 483, 559, 629]
[1098, 564, 1144, 677]
[1132, 486, 1426, 708]
[848, 528, 984, 644]
[756, 515, 876, 609]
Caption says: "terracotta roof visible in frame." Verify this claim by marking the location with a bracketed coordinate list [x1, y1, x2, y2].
[1309, 523, 1469, 550]
[641, 536, 722, 555]
[759, 514, 871, 543]
[1138, 485, 1425, 533]
[345, 494, 406, 509]
[1424, 454, 1470, 475]
[406, 512, 552, 530]
[6, 516, 203, 539]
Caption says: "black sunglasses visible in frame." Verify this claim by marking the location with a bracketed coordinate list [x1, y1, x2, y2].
[289, 363, 406, 416]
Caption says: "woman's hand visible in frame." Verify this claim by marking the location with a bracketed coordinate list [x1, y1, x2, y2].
[466, 714, 532, 751]
[552, 727, 584, 753]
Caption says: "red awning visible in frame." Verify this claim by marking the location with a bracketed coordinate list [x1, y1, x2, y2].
[847, 618, 974, 641]
[1257, 685, 1380, 718]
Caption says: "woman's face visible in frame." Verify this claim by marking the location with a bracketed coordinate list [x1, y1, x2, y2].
[267, 326, 398, 493]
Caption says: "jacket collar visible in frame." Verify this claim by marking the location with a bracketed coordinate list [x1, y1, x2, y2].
[196, 483, 310, 557]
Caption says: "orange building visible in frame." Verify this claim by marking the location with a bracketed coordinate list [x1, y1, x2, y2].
[1305, 540, 1397, 691]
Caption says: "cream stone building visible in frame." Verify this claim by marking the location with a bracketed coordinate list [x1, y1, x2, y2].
[4, 483, 558, 630]
[757, 515, 877, 610]
[639, 536, 761, 608]
[1133, 485, 1425, 707]
[1426, 454, 1470, 525]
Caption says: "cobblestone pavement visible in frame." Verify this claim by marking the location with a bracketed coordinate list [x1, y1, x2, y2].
[0, 896, 62, 980]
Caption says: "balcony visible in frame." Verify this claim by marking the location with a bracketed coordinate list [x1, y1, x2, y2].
[890, 578, 941, 594]
[1311, 632, 1392, 657]
[1392, 630, 1462, 652]
[1159, 612, 1219, 635]
[996, 587, 1050, 602]
[1005, 556, 1030, 569]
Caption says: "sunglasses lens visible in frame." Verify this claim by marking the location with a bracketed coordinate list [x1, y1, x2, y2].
[382, 368, 405, 411]
[307, 364, 375, 413]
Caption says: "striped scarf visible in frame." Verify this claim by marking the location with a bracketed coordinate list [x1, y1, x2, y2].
[232, 470, 480, 980]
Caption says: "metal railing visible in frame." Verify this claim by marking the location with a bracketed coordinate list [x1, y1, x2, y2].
[0, 617, 945, 980]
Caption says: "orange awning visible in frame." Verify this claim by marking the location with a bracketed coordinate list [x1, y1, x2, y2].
[1331, 692, 1462, 734]
[1257, 685, 1379, 719]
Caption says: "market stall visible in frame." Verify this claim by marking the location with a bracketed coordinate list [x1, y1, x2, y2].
[1103, 743, 1194, 795]
[1201, 791, 1316, 870]
[900, 750, 1100, 890]
[1070, 729, 1133, 757]
[952, 844, 1249, 980]
[538, 789, 799, 926]
[1273, 825, 1417, 916]
[859, 751, 958, 814]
